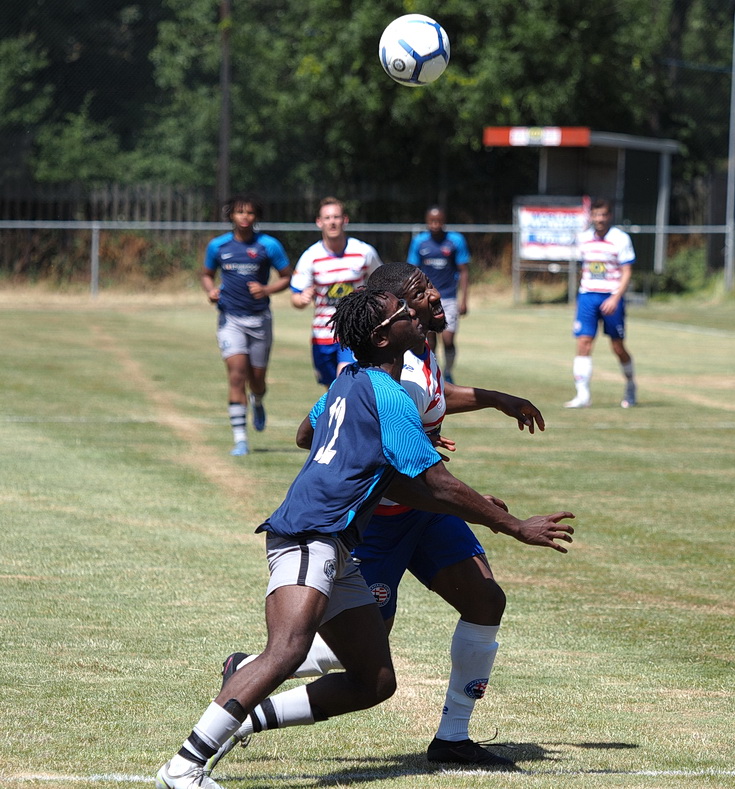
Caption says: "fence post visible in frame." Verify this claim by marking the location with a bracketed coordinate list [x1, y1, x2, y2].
[90, 222, 100, 299]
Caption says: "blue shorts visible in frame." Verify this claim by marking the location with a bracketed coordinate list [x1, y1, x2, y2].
[312, 342, 356, 387]
[352, 509, 485, 620]
[573, 291, 626, 340]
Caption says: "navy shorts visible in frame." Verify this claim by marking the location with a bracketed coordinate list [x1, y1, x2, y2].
[312, 342, 356, 387]
[352, 509, 485, 620]
[573, 291, 626, 340]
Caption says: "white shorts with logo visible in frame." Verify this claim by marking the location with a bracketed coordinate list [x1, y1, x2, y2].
[217, 310, 273, 366]
[264, 533, 375, 624]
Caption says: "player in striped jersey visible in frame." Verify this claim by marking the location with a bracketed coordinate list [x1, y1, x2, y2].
[290, 197, 382, 387]
[565, 198, 637, 408]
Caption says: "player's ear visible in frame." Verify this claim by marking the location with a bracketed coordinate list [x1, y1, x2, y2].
[342, 214, 349, 227]
[371, 327, 389, 348]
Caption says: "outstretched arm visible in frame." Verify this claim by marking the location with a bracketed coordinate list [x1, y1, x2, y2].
[385, 461, 574, 553]
[444, 385, 545, 434]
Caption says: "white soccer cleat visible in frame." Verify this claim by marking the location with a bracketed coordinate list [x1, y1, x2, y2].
[156, 757, 225, 789]
[564, 395, 591, 408]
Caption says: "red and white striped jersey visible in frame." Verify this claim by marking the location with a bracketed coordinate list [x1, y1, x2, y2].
[291, 238, 383, 344]
[577, 226, 636, 295]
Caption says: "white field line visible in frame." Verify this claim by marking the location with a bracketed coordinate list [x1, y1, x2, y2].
[7, 767, 735, 782]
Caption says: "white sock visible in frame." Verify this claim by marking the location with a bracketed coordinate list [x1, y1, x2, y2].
[573, 355, 592, 400]
[235, 633, 343, 679]
[236, 685, 315, 736]
[179, 701, 241, 763]
[435, 620, 500, 742]
[621, 359, 634, 381]
[292, 632, 343, 677]
[228, 402, 247, 443]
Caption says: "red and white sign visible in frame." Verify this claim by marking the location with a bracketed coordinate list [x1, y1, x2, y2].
[483, 126, 591, 147]
[518, 201, 590, 261]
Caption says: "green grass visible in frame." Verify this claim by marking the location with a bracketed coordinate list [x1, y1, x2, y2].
[1, 288, 734, 788]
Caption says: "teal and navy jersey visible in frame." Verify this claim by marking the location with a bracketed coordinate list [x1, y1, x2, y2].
[258, 364, 442, 550]
[204, 231, 290, 316]
[407, 231, 470, 299]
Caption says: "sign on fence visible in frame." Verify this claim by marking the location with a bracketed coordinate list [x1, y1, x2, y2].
[512, 196, 590, 303]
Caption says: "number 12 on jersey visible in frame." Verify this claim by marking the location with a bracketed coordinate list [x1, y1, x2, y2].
[314, 397, 346, 465]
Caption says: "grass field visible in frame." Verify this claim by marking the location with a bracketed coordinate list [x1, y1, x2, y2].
[1, 286, 734, 788]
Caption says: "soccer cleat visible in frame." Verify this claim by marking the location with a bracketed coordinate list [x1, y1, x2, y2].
[564, 395, 591, 408]
[221, 652, 250, 689]
[250, 395, 266, 431]
[621, 381, 637, 408]
[155, 758, 225, 789]
[230, 440, 249, 456]
[203, 730, 251, 777]
[443, 372, 454, 385]
[427, 737, 519, 771]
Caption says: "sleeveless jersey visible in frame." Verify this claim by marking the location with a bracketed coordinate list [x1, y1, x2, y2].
[290, 238, 382, 344]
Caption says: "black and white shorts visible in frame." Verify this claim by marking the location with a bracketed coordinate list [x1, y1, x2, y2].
[264, 533, 375, 625]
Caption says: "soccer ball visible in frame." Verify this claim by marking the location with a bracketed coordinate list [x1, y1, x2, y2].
[378, 14, 450, 87]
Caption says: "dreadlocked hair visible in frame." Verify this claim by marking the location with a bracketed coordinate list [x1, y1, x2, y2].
[328, 288, 388, 362]
[367, 261, 418, 297]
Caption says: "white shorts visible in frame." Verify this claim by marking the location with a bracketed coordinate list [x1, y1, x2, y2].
[440, 298, 459, 334]
[264, 533, 376, 624]
[217, 311, 273, 366]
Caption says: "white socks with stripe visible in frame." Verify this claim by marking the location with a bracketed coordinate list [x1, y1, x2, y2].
[228, 402, 247, 443]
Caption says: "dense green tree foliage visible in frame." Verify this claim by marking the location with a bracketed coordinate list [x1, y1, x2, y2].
[0, 0, 733, 218]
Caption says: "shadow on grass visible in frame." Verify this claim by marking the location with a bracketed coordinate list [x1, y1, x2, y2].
[219, 740, 639, 787]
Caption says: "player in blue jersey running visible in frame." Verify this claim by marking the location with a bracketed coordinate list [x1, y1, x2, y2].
[155, 288, 575, 789]
[407, 206, 470, 383]
[201, 193, 293, 455]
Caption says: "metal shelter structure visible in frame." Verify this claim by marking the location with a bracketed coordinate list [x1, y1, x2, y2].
[483, 127, 682, 275]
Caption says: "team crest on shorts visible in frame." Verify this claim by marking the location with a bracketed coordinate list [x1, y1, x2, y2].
[369, 583, 391, 607]
[464, 677, 488, 699]
[323, 560, 336, 581]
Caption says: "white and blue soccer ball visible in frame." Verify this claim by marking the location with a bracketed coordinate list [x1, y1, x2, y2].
[378, 14, 450, 87]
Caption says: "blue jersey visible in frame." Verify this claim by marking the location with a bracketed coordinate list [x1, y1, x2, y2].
[259, 365, 441, 550]
[407, 231, 470, 299]
[204, 231, 290, 316]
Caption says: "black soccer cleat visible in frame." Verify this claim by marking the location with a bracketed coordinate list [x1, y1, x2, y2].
[427, 737, 519, 771]
[220, 652, 249, 689]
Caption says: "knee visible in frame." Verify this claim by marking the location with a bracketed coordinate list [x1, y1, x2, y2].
[262, 637, 314, 683]
[479, 577, 506, 621]
[459, 577, 506, 624]
[373, 666, 397, 705]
